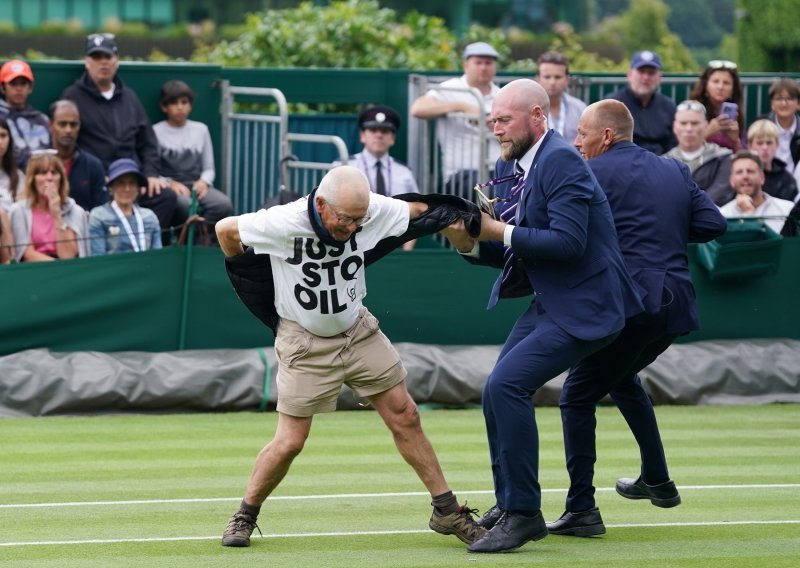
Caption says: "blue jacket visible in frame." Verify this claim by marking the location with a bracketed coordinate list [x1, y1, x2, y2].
[588, 141, 727, 333]
[481, 131, 644, 341]
[67, 147, 108, 211]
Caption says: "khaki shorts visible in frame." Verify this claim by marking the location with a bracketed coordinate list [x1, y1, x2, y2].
[274, 307, 406, 417]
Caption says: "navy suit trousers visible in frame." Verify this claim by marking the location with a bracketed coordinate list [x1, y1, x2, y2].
[559, 310, 680, 512]
[483, 302, 618, 513]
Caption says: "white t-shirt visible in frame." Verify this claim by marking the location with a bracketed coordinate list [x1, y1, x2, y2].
[719, 193, 795, 234]
[427, 75, 500, 180]
[238, 193, 409, 336]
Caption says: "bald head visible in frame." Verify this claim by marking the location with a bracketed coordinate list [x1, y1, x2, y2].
[317, 165, 370, 207]
[575, 100, 633, 160]
[585, 100, 633, 141]
[49, 99, 80, 120]
[315, 165, 371, 241]
[496, 78, 550, 117]
[491, 79, 550, 161]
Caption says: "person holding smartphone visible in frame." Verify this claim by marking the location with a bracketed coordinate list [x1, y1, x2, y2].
[689, 60, 746, 151]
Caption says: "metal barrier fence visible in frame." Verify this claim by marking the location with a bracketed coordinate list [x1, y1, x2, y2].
[221, 82, 350, 214]
[407, 73, 788, 198]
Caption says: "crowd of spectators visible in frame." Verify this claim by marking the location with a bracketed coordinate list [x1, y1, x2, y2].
[1, 39, 799, 265]
[0, 33, 231, 264]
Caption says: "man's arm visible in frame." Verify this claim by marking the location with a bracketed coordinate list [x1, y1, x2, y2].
[216, 216, 244, 257]
[410, 94, 479, 119]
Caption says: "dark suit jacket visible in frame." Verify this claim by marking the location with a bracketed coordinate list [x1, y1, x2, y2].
[588, 141, 727, 333]
[481, 131, 644, 341]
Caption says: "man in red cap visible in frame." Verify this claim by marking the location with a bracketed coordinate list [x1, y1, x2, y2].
[0, 59, 51, 168]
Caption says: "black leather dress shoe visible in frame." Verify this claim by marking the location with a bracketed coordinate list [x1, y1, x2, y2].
[476, 504, 504, 530]
[546, 508, 606, 537]
[616, 476, 681, 508]
[467, 510, 548, 553]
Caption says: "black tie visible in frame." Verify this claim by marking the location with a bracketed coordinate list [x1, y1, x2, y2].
[375, 160, 387, 195]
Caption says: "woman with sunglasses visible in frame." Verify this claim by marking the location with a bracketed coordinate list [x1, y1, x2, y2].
[8, 150, 88, 262]
[690, 60, 746, 151]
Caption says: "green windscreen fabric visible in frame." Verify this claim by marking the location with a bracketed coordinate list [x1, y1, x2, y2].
[1, 240, 799, 356]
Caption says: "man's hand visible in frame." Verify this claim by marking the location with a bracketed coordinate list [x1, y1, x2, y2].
[169, 180, 192, 197]
[192, 180, 210, 200]
[145, 176, 169, 198]
[478, 212, 508, 241]
[735, 193, 756, 213]
[440, 219, 476, 253]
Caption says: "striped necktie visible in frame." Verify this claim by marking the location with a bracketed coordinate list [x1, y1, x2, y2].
[488, 163, 531, 308]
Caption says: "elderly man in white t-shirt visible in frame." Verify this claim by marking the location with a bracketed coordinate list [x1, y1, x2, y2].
[719, 151, 794, 234]
[214, 166, 485, 550]
[411, 41, 502, 197]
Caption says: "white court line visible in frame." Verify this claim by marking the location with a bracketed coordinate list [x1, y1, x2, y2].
[2, 521, 800, 548]
[2, 484, 799, 509]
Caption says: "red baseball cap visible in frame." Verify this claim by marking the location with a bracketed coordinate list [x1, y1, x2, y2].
[0, 60, 34, 83]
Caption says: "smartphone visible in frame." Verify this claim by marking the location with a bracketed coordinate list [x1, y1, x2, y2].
[720, 102, 738, 120]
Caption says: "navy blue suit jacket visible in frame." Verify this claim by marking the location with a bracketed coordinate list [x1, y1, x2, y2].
[481, 131, 644, 341]
[588, 141, 727, 333]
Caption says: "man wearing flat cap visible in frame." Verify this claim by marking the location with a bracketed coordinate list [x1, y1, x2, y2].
[605, 50, 677, 154]
[411, 41, 501, 197]
[336, 105, 418, 197]
[61, 33, 181, 231]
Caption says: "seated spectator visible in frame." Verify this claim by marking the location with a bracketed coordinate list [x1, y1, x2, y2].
[0, 117, 23, 262]
[719, 151, 794, 234]
[0, 60, 51, 169]
[535, 51, 586, 144]
[89, 158, 161, 255]
[664, 100, 733, 206]
[9, 150, 88, 262]
[746, 119, 798, 202]
[604, 50, 677, 154]
[760, 78, 800, 170]
[61, 34, 180, 230]
[690, 60, 745, 151]
[153, 80, 232, 242]
[49, 100, 107, 211]
[410, 41, 501, 197]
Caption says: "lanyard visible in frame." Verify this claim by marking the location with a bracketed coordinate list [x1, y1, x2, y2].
[111, 201, 145, 252]
[359, 152, 392, 195]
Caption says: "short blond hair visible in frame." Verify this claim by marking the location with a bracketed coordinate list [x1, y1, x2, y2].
[747, 119, 780, 143]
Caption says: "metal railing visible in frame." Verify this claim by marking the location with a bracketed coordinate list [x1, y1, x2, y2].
[221, 83, 351, 213]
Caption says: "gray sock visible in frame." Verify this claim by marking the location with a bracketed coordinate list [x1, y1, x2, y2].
[431, 491, 459, 515]
[239, 499, 261, 518]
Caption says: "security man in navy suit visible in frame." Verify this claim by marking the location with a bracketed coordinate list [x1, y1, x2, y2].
[545, 100, 727, 537]
[445, 79, 645, 553]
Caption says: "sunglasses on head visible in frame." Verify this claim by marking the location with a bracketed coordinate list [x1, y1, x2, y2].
[707, 60, 737, 70]
[676, 100, 706, 114]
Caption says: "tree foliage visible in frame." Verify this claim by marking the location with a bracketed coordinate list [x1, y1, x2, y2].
[194, 0, 463, 70]
[664, 0, 724, 49]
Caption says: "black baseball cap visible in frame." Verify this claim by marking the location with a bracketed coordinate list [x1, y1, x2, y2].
[85, 33, 118, 56]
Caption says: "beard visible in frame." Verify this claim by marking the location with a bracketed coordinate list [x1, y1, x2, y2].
[500, 131, 535, 161]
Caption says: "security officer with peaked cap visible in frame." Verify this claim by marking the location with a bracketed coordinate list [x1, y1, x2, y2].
[334, 105, 419, 198]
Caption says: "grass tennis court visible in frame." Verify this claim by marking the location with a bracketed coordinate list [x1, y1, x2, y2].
[2, 404, 798, 567]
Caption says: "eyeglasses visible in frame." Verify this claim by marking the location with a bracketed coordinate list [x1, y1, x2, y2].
[772, 96, 798, 103]
[676, 100, 706, 114]
[321, 200, 370, 227]
[707, 60, 737, 70]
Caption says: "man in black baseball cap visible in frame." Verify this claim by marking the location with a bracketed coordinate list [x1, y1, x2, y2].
[85, 33, 118, 56]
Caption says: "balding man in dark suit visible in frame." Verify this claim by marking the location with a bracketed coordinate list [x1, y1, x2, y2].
[547, 100, 727, 537]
